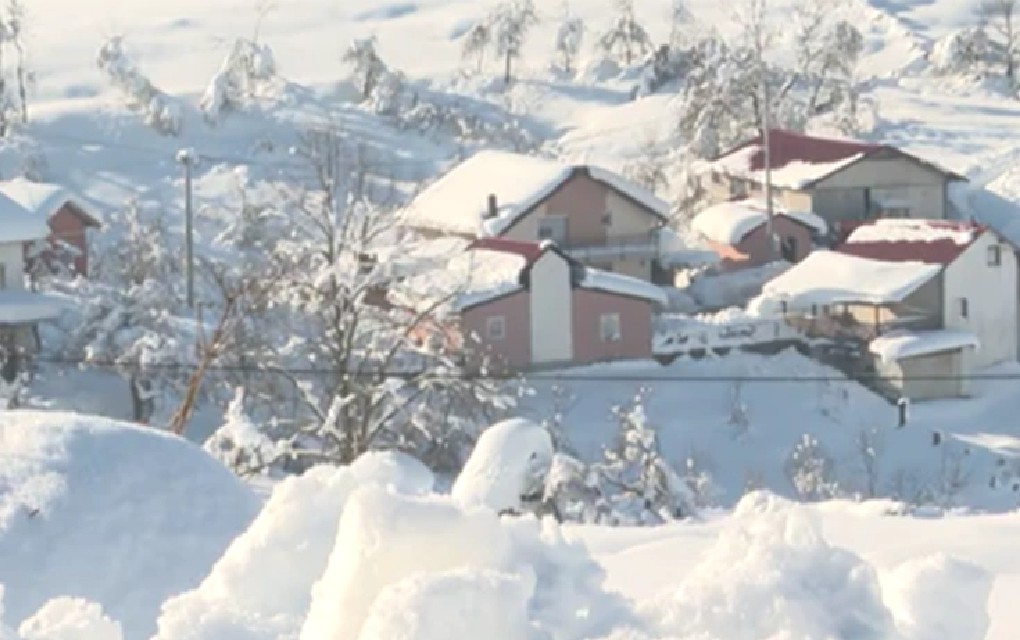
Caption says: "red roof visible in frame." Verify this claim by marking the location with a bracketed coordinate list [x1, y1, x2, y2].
[835, 220, 984, 265]
[720, 129, 883, 173]
[468, 237, 546, 264]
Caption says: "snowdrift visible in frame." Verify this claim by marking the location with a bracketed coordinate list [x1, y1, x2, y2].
[0, 411, 260, 639]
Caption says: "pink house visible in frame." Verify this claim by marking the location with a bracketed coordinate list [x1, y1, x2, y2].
[691, 199, 826, 270]
[450, 238, 668, 369]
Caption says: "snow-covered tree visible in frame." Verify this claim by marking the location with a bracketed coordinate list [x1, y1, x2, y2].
[201, 37, 277, 123]
[490, 0, 538, 83]
[555, 13, 585, 74]
[930, 27, 997, 76]
[598, 0, 653, 66]
[96, 36, 181, 135]
[588, 389, 695, 525]
[342, 36, 389, 100]
[6, 0, 29, 125]
[460, 22, 492, 73]
[623, 137, 669, 194]
[784, 433, 840, 501]
[979, 0, 1019, 80]
[204, 387, 282, 476]
[668, 0, 692, 49]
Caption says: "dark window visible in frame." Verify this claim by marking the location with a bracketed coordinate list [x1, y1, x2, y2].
[780, 236, 798, 262]
[988, 245, 1002, 267]
[959, 297, 969, 319]
[601, 213, 612, 226]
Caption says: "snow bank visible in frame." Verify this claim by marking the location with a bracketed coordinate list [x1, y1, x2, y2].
[0, 411, 259, 640]
[644, 491, 897, 640]
[153, 451, 433, 640]
[451, 417, 553, 514]
[749, 250, 941, 314]
[880, 553, 992, 640]
[869, 329, 979, 363]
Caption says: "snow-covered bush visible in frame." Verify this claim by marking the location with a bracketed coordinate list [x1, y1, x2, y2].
[597, 0, 653, 66]
[17, 598, 123, 640]
[342, 36, 388, 100]
[784, 433, 840, 501]
[203, 387, 281, 476]
[929, 28, 999, 76]
[554, 15, 585, 74]
[201, 37, 277, 123]
[96, 37, 181, 136]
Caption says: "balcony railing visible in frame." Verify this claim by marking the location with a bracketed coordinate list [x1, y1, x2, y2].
[558, 232, 660, 261]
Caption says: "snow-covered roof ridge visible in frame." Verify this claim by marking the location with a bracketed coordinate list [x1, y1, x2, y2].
[692, 199, 827, 245]
[0, 192, 50, 243]
[0, 178, 103, 226]
[580, 267, 669, 306]
[869, 329, 979, 363]
[749, 250, 942, 314]
[399, 150, 667, 237]
[844, 219, 980, 246]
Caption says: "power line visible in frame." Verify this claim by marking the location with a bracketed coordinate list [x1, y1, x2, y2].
[26, 354, 1020, 384]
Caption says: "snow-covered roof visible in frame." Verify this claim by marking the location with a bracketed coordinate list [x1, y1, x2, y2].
[869, 329, 979, 363]
[399, 150, 667, 236]
[656, 226, 720, 268]
[837, 219, 982, 265]
[710, 145, 866, 190]
[0, 192, 50, 243]
[692, 199, 827, 244]
[0, 178, 102, 226]
[0, 290, 67, 323]
[750, 250, 942, 314]
[581, 268, 669, 306]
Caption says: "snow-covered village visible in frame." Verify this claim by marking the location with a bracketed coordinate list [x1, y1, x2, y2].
[3, 0, 1020, 638]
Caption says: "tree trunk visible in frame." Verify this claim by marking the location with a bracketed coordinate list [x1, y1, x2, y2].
[504, 50, 512, 83]
[129, 374, 151, 424]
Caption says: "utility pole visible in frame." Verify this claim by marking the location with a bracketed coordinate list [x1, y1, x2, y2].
[761, 74, 778, 261]
[176, 148, 197, 308]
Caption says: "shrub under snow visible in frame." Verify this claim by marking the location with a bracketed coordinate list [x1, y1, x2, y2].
[200, 38, 278, 123]
[96, 37, 181, 136]
[16, 599, 122, 640]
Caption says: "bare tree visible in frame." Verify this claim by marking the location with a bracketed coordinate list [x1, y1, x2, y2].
[7, 0, 28, 124]
[491, 0, 538, 83]
[461, 22, 492, 73]
[598, 0, 653, 66]
[979, 0, 1019, 80]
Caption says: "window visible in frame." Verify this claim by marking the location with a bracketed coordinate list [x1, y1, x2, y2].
[0, 264, 6, 290]
[959, 297, 969, 319]
[989, 245, 1002, 267]
[485, 316, 506, 341]
[537, 216, 567, 243]
[780, 236, 798, 262]
[599, 313, 622, 342]
[601, 212, 612, 226]
[730, 179, 748, 198]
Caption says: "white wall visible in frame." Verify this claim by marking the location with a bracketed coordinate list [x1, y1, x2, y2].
[943, 232, 1018, 369]
[529, 252, 573, 364]
[0, 242, 25, 291]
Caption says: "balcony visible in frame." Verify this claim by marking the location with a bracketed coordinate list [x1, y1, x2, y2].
[557, 231, 661, 262]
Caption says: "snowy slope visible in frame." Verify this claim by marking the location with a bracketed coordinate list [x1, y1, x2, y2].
[0, 412, 259, 639]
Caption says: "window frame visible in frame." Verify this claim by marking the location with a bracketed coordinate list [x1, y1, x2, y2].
[599, 312, 622, 343]
[485, 315, 506, 341]
[988, 244, 1002, 267]
[959, 297, 969, 319]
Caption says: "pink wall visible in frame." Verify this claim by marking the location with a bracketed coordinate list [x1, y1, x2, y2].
[24, 204, 93, 277]
[460, 290, 532, 369]
[541, 172, 609, 246]
[715, 216, 814, 271]
[571, 289, 653, 364]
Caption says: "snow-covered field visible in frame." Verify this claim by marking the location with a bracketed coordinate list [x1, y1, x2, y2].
[4, 0, 1020, 637]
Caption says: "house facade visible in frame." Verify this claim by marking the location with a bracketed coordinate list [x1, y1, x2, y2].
[701, 130, 965, 235]
[453, 239, 667, 369]
[0, 179, 102, 277]
[399, 151, 683, 282]
[690, 199, 826, 269]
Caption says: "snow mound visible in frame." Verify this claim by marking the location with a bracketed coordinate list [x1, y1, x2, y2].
[0, 411, 259, 640]
[645, 491, 897, 640]
[880, 553, 992, 640]
[451, 417, 553, 514]
[357, 568, 533, 640]
[300, 486, 632, 640]
[153, 451, 433, 640]
[17, 598, 122, 640]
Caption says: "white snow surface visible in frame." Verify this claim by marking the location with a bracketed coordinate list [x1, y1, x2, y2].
[0, 195, 50, 244]
[394, 244, 527, 313]
[692, 199, 828, 245]
[451, 417, 554, 514]
[709, 145, 867, 190]
[581, 268, 669, 307]
[869, 329, 980, 363]
[0, 291, 66, 324]
[0, 411, 260, 639]
[749, 250, 942, 314]
[17, 599, 123, 640]
[845, 219, 979, 245]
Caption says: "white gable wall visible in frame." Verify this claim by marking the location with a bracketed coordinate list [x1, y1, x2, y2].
[0, 242, 25, 291]
[528, 251, 573, 364]
[942, 232, 1018, 369]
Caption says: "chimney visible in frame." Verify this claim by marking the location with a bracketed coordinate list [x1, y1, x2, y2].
[484, 193, 498, 219]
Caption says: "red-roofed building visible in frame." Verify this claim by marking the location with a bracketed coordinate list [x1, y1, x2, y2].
[700, 129, 966, 233]
[830, 219, 1018, 370]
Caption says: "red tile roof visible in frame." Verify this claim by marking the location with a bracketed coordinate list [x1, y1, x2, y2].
[834, 220, 984, 265]
[468, 237, 546, 264]
[719, 129, 883, 173]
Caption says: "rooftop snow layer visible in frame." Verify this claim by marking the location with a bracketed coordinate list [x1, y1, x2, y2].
[845, 219, 979, 245]
[869, 329, 979, 363]
[581, 268, 669, 306]
[0, 178, 102, 226]
[692, 200, 828, 244]
[0, 192, 50, 243]
[399, 151, 668, 237]
[710, 146, 866, 190]
[750, 250, 942, 313]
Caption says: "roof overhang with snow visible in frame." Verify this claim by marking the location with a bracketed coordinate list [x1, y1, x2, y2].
[692, 199, 828, 245]
[869, 329, 979, 364]
[399, 150, 669, 237]
[0, 178, 103, 228]
[836, 219, 984, 265]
